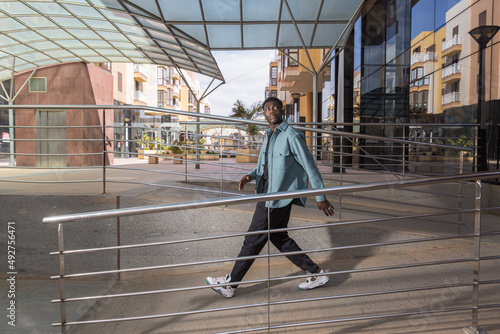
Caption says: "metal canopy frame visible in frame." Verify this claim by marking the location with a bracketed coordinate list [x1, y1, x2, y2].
[0, 0, 364, 84]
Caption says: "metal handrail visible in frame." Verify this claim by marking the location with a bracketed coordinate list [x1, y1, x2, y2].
[43, 171, 500, 333]
[43, 171, 498, 224]
[0, 104, 472, 152]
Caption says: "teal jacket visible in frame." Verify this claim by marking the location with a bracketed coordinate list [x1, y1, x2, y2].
[248, 121, 327, 208]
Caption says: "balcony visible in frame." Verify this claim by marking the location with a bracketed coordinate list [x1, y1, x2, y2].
[442, 35, 462, 57]
[411, 52, 424, 65]
[133, 90, 147, 105]
[173, 85, 180, 98]
[283, 66, 301, 81]
[442, 63, 461, 83]
[411, 52, 437, 66]
[441, 91, 460, 109]
[133, 64, 148, 82]
[424, 52, 437, 62]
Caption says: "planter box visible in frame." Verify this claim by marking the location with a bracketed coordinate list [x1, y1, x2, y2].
[236, 149, 259, 163]
[138, 150, 156, 159]
[186, 154, 220, 161]
[172, 154, 184, 164]
[158, 153, 185, 164]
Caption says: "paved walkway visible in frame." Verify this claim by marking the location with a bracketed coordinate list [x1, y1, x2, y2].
[1, 157, 499, 333]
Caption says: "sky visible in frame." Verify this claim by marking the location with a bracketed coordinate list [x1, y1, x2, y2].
[411, 0, 461, 39]
[198, 50, 277, 117]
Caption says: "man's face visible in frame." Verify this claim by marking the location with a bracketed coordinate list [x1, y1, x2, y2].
[263, 101, 283, 126]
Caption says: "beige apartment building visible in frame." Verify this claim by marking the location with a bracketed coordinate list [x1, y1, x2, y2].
[410, 0, 499, 117]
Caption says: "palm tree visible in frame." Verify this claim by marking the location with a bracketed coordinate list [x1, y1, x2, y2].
[229, 100, 263, 148]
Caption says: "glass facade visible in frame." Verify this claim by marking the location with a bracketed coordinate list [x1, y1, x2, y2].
[325, 0, 500, 168]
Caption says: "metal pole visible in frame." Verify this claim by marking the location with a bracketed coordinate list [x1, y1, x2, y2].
[312, 72, 318, 161]
[195, 100, 201, 169]
[474, 126, 479, 173]
[117, 196, 121, 281]
[58, 224, 67, 334]
[102, 109, 106, 194]
[8, 102, 14, 167]
[266, 202, 271, 334]
[477, 44, 488, 171]
[339, 135, 344, 220]
[402, 126, 406, 179]
[294, 99, 299, 123]
[464, 179, 482, 334]
[184, 125, 187, 181]
[219, 122, 223, 195]
[457, 151, 465, 235]
[8, 58, 15, 167]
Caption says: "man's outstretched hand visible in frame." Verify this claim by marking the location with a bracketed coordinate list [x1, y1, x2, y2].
[317, 199, 335, 216]
[239, 175, 252, 191]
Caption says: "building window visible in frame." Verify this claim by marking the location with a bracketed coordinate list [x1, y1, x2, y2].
[167, 88, 173, 106]
[101, 63, 111, 72]
[135, 80, 143, 92]
[479, 10, 487, 26]
[411, 67, 423, 81]
[270, 66, 277, 86]
[452, 25, 458, 36]
[157, 67, 172, 86]
[189, 91, 196, 103]
[158, 90, 164, 108]
[117, 72, 122, 92]
[284, 49, 299, 67]
[29, 77, 47, 92]
[422, 90, 428, 112]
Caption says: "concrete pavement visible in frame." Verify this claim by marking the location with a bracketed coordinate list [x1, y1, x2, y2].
[1, 157, 499, 333]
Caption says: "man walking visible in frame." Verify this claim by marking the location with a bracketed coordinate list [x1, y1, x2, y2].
[206, 97, 334, 298]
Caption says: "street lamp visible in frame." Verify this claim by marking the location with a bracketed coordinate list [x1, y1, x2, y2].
[291, 92, 302, 123]
[469, 25, 500, 171]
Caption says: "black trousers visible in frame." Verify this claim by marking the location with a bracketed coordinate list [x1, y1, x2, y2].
[229, 201, 319, 287]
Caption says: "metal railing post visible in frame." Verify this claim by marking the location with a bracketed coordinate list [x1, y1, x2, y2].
[266, 202, 271, 334]
[474, 126, 479, 173]
[402, 126, 406, 179]
[458, 151, 465, 234]
[102, 109, 106, 194]
[58, 224, 67, 334]
[8, 103, 15, 167]
[219, 122, 223, 195]
[339, 135, 344, 220]
[117, 196, 121, 281]
[184, 126, 188, 182]
[464, 179, 482, 334]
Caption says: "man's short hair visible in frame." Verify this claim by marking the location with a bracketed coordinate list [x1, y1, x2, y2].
[262, 97, 283, 110]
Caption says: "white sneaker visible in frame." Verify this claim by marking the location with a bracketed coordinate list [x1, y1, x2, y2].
[298, 269, 329, 290]
[206, 274, 235, 298]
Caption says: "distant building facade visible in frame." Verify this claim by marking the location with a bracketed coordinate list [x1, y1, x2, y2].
[12, 60, 210, 166]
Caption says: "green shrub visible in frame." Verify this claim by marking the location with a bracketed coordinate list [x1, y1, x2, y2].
[167, 145, 183, 154]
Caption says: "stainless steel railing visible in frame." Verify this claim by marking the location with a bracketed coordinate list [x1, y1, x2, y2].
[0, 105, 481, 239]
[1, 105, 477, 194]
[43, 171, 500, 333]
